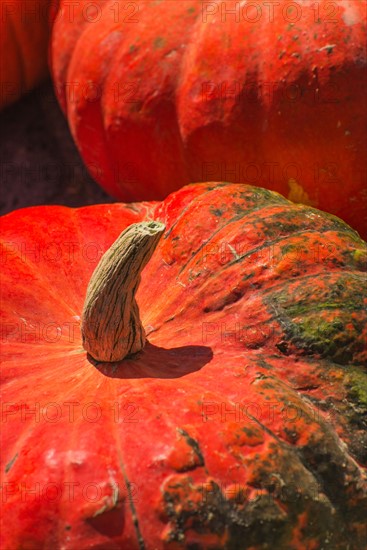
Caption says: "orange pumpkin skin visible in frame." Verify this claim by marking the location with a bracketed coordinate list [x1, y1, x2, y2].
[1, 183, 367, 549]
[50, 0, 367, 237]
[0, 0, 51, 109]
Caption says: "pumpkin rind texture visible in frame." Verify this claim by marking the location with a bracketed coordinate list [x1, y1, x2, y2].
[50, 0, 367, 236]
[0, 0, 51, 109]
[1, 182, 367, 549]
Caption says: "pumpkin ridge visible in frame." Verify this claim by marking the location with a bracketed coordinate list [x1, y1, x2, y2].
[247, 372, 367, 512]
[0, 240, 78, 318]
[162, 182, 231, 239]
[255, 269, 366, 297]
[150, 266, 365, 364]
[95, 0, 193, 199]
[177, 227, 363, 281]
[64, 0, 111, 116]
[257, 209, 364, 242]
[105, 30, 155, 200]
[263, 272, 366, 365]
[248, 353, 367, 467]
[156, 185, 365, 302]
[1, 353, 94, 467]
[213, 400, 361, 546]
[64, 2, 130, 196]
[174, 205, 298, 277]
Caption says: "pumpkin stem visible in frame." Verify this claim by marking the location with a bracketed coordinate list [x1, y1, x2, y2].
[81, 221, 165, 362]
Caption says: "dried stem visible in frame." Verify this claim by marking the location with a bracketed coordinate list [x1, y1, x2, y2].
[81, 221, 165, 362]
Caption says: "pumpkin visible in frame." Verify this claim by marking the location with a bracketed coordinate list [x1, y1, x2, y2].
[1, 182, 366, 549]
[49, 0, 367, 237]
[0, 0, 51, 109]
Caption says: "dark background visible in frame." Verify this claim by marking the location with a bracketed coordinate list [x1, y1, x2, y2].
[0, 79, 115, 216]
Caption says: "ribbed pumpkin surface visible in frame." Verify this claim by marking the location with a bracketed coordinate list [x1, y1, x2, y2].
[1, 183, 366, 549]
[50, 0, 367, 236]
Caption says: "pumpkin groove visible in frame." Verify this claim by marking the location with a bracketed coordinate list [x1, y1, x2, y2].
[1, 182, 366, 548]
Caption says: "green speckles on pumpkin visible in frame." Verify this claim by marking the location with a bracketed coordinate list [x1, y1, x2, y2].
[266, 273, 367, 365]
[129, 44, 137, 54]
[237, 187, 288, 209]
[302, 208, 361, 241]
[210, 207, 225, 217]
[280, 242, 308, 262]
[153, 36, 166, 49]
[351, 248, 367, 270]
[5, 453, 18, 473]
[177, 428, 205, 468]
[291, 314, 350, 361]
[160, 474, 288, 547]
[187, 6, 196, 14]
[346, 370, 367, 412]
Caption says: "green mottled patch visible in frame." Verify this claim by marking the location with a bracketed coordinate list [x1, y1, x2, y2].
[292, 314, 354, 363]
[153, 36, 166, 49]
[243, 186, 288, 205]
[346, 369, 367, 411]
[187, 6, 195, 14]
[129, 44, 137, 54]
[266, 273, 366, 365]
[351, 248, 367, 270]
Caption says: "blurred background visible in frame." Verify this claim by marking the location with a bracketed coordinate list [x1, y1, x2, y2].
[0, 79, 115, 215]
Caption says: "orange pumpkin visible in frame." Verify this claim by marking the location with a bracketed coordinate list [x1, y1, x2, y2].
[1, 182, 367, 548]
[0, 0, 51, 109]
[50, 0, 367, 236]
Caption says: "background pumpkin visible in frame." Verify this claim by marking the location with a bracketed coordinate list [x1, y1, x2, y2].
[50, 0, 367, 237]
[0, 0, 52, 109]
[1, 182, 366, 548]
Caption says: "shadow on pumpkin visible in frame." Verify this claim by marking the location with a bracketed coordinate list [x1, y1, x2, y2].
[90, 342, 213, 379]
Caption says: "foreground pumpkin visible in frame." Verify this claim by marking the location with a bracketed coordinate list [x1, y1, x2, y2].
[1, 183, 367, 549]
[50, 0, 367, 237]
[0, 0, 51, 109]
